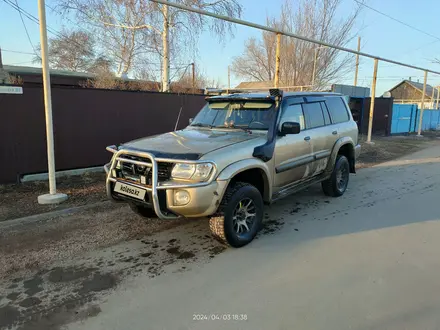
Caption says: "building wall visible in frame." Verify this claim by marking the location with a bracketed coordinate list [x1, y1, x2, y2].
[390, 82, 423, 100]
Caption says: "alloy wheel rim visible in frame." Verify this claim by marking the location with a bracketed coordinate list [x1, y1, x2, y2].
[232, 198, 256, 235]
[336, 165, 348, 191]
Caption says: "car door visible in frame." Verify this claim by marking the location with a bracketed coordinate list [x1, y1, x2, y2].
[302, 101, 336, 176]
[273, 101, 314, 189]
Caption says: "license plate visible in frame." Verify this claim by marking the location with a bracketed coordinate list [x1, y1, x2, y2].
[114, 182, 147, 200]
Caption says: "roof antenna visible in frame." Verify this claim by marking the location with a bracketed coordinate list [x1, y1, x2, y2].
[174, 106, 183, 131]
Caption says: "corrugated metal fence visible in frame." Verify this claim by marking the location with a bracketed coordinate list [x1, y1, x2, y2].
[391, 104, 440, 134]
[0, 85, 206, 183]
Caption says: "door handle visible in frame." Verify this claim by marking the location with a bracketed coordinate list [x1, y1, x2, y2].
[332, 130, 338, 135]
[304, 136, 311, 141]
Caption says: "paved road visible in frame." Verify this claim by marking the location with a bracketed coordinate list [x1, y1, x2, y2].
[69, 144, 440, 330]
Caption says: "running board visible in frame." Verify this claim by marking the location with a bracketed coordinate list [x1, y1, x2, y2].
[271, 173, 331, 203]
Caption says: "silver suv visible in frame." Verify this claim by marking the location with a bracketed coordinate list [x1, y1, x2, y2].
[105, 90, 360, 247]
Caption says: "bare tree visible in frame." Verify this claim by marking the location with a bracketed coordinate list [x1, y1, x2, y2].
[55, 0, 242, 91]
[232, 0, 361, 89]
[171, 63, 211, 93]
[33, 30, 95, 72]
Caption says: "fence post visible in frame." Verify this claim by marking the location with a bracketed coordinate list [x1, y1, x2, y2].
[274, 33, 281, 88]
[417, 71, 428, 136]
[367, 59, 379, 143]
[354, 36, 361, 86]
[37, 0, 68, 204]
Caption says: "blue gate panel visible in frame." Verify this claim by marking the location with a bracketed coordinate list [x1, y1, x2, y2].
[391, 104, 415, 134]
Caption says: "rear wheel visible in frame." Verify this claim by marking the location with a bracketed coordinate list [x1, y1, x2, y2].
[129, 203, 157, 218]
[322, 155, 350, 197]
[209, 182, 263, 248]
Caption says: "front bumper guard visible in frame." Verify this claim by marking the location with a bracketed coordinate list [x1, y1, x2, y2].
[104, 146, 216, 220]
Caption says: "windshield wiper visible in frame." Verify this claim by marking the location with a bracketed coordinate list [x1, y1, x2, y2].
[191, 123, 213, 128]
[215, 124, 252, 134]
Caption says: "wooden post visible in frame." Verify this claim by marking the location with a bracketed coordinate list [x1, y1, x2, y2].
[312, 47, 318, 89]
[191, 62, 195, 94]
[367, 59, 379, 143]
[435, 86, 440, 109]
[417, 71, 428, 136]
[227, 65, 230, 93]
[354, 37, 361, 86]
[274, 33, 281, 88]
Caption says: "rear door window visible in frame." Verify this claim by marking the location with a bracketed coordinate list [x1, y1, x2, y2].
[303, 102, 325, 129]
[325, 97, 350, 123]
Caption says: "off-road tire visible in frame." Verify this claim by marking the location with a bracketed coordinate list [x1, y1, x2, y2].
[209, 182, 263, 248]
[322, 155, 350, 197]
[129, 203, 158, 218]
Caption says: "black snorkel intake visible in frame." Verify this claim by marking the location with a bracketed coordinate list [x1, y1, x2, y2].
[252, 89, 283, 162]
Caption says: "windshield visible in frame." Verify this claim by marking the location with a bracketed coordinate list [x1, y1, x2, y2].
[190, 101, 275, 130]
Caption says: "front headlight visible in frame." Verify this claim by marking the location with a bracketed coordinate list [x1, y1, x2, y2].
[171, 163, 213, 181]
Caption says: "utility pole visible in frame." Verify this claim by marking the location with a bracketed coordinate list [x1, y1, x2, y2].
[161, 4, 170, 92]
[436, 86, 440, 109]
[354, 36, 361, 86]
[37, 0, 67, 204]
[312, 47, 318, 89]
[274, 33, 281, 88]
[431, 85, 435, 108]
[366, 58, 379, 143]
[227, 65, 231, 94]
[191, 62, 195, 94]
[417, 71, 428, 136]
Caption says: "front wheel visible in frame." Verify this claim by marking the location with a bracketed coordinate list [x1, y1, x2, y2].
[321, 155, 350, 197]
[209, 182, 263, 248]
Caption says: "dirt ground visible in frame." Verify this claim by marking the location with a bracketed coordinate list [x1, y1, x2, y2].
[357, 135, 435, 168]
[0, 172, 110, 221]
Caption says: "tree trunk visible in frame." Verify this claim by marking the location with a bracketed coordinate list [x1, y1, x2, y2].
[161, 4, 170, 92]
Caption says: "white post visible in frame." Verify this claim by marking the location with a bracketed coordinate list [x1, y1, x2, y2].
[417, 71, 428, 136]
[435, 86, 440, 109]
[37, 0, 67, 204]
[161, 4, 170, 92]
[274, 33, 281, 88]
[366, 59, 378, 143]
[312, 48, 318, 88]
[354, 37, 361, 86]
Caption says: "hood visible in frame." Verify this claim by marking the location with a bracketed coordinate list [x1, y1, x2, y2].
[121, 128, 261, 160]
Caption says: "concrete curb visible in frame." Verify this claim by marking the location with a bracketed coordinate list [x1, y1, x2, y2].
[0, 200, 115, 230]
[21, 166, 104, 183]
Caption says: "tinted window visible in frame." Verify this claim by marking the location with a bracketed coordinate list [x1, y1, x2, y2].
[326, 97, 350, 123]
[281, 104, 305, 129]
[303, 102, 325, 128]
[320, 102, 331, 125]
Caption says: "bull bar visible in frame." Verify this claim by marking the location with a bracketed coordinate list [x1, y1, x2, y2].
[104, 145, 216, 220]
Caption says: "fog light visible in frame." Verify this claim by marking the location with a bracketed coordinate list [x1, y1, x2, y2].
[174, 190, 190, 206]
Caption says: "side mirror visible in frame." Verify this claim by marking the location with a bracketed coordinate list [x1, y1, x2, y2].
[280, 122, 301, 135]
[189, 118, 193, 124]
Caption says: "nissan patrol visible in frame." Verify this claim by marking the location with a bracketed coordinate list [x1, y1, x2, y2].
[104, 90, 360, 247]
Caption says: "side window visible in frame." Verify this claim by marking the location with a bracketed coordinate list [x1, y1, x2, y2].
[320, 102, 331, 125]
[325, 97, 350, 123]
[303, 102, 325, 129]
[281, 104, 305, 130]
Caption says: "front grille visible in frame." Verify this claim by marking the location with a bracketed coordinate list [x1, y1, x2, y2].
[118, 155, 173, 184]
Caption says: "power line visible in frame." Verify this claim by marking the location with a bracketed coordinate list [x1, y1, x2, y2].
[2, 0, 63, 38]
[2, 49, 35, 55]
[353, 0, 440, 42]
[14, 0, 40, 60]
